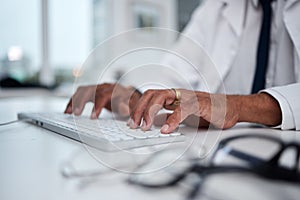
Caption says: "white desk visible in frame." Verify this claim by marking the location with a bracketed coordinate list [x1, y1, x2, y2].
[0, 96, 299, 200]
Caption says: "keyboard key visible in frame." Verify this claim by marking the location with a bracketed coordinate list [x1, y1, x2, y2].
[18, 112, 186, 151]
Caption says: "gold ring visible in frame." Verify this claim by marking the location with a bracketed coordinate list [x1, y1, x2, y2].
[170, 88, 181, 106]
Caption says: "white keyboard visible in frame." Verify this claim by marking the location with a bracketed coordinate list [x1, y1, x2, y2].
[18, 112, 185, 151]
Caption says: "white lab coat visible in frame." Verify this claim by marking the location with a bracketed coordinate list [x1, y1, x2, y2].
[160, 0, 300, 130]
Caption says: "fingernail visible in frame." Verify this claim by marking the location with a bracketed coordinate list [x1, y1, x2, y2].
[141, 120, 147, 130]
[128, 118, 136, 128]
[91, 112, 97, 119]
[127, 118, 133, 126]
[74, 108, 80, 115]
[119, 103, 129, 117]
[161, 124, 169, 133]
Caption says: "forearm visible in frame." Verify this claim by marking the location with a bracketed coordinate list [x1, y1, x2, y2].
[233, 93, 282, 126]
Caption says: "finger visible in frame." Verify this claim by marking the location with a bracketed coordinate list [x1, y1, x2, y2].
[160, 106, 191, 134]
[130, 90, 154, 129]
[72, 91, 91, 116]
[90, 84, 114, 118]
[102, 85, 118, 111]
[64, 98, 73, 114]
[108, 88, 130, 117]
[141, 94, 165, 131]
[118, 101, 130, 117]
[110, 95, 128, 115]
[128, 88, 142, 113]
[160, 109, 182, 134]
[91, 92, 111, 119]
[105, 84, 131, 115]
[67, 86, 96, 116]
[64, 88, 85, 114]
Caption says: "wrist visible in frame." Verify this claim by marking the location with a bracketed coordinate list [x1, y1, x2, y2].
[127, 86, 142, 96]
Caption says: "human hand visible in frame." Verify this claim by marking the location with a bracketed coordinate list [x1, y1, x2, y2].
[129, 89, 282, 134]
[128, 89, 240, 133]
[64, 83, 142, 118]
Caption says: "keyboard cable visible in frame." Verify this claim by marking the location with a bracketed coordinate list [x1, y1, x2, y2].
[0, 119, 29, 126]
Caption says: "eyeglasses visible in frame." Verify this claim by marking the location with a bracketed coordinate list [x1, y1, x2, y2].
[128, 134, 300, 199]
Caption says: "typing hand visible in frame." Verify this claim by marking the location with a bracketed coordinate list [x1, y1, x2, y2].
[64, 83, 142, 118]
[128, 89, 282, 134]
[128, 89, 240, 133]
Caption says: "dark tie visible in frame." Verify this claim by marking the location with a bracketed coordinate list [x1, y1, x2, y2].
[251, 0, 273, 94]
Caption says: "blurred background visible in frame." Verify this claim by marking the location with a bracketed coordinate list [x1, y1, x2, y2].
[0, 0, 202, 97]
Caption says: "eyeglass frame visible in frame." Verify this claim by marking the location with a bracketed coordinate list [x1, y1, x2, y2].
[128, 134, 300, 199]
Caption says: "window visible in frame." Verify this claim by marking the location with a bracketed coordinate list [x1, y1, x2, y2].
[0, 0, 199, 88]
[0, 0, 41, 82]
[49, 0, 93, 83]
[0, 0, 95, 86]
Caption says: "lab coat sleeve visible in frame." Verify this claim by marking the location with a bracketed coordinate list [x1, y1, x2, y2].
[262, 83, 300, 130]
